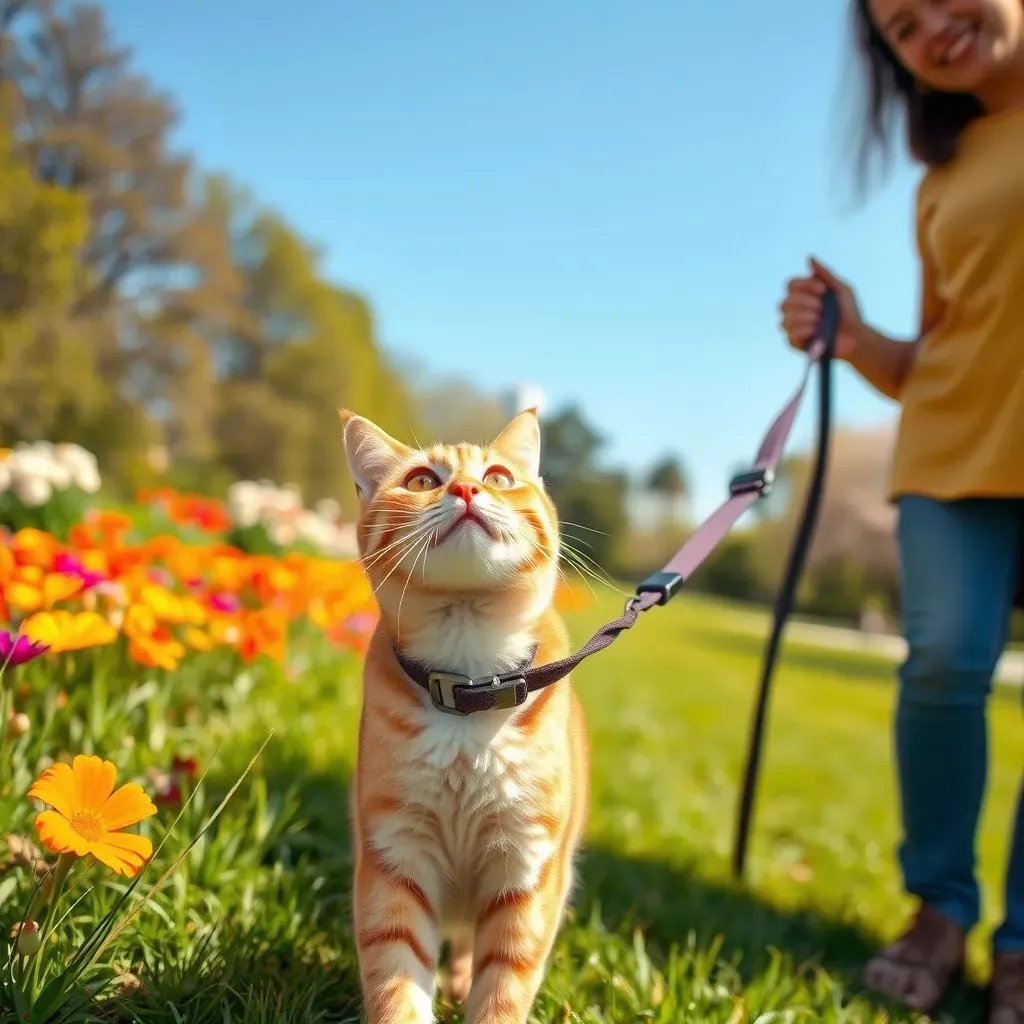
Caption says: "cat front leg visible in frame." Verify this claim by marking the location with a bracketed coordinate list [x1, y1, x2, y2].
[353, 839, 443, 1024]
[463, 846, 577, 1024]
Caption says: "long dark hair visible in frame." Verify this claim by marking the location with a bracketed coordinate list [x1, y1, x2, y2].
[851, 0, 983, 189]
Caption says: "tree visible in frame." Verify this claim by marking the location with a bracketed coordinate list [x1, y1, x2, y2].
[0, 1, 488, 506]
[646, 455, 690, 528]
[206, 177, 415, 510]
[0, 0, 239, 465]
[399, 360, 511, 447]
[0, 113, 100, 441]
[539, 405, 604, 484]
[539, 404, 628, 575]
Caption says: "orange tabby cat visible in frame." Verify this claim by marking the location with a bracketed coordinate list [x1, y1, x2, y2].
[339, 407, 589, 1024]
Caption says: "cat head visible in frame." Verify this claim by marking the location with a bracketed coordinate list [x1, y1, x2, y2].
[339, 408, 559, 599]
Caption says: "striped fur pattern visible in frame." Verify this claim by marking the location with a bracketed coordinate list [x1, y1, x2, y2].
[339, 408, 589, 1024]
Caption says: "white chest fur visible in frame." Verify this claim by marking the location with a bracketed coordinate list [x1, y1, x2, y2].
[369, 703, 559, 930]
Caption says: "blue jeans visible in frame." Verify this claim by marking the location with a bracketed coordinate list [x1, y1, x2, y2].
[896, 495, 1024, 952]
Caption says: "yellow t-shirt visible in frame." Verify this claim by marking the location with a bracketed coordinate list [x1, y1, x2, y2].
[889, 103, 1024, 501]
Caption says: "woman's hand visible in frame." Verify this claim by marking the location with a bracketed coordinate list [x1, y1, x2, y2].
[779, 257, 864, 361]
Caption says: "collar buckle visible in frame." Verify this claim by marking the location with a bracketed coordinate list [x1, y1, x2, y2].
[427, 670, 471, 713]
[427, 670, 527, 715]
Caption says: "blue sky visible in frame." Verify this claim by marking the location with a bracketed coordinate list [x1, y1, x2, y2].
[101, 0, 923, 520]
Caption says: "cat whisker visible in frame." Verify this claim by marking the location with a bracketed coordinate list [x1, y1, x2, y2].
[364, 522, 439, 578]
[558, 543, 624, 598]
[559, 520, 610, 537]
[395, 530, 435, 643]
[512, 529, 577, 594]
[371, 539, 423, 597]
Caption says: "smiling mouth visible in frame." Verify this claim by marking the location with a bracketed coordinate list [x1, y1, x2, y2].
[938, 25, 977, 65]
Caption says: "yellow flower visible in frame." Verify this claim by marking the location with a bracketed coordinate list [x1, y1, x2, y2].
[5, 572, 84, 613]
[137, 583, 191, 622]
[28, 755, 157, 877]
[184, 627, 214, 651]
[21, 610, 119, 653]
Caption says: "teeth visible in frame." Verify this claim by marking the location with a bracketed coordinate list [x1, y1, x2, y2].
[944, 28, 974, 62]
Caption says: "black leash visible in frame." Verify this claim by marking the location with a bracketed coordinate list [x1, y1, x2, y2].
[730, 289, 840, 880]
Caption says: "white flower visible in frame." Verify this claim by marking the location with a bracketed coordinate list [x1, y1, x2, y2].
[315, 497, 340, 522]
[269, 521, 296, 547]
[10, 450, 54, 482]
[296, 510, 335, 548]
[227, 481, 265, 528]
[56, 443, 102, 494]
[335, 523, 358, 557]
[73, 462, 102, 494]
[48, 462, 74, 490]
[270, 486, 302, 514]
[13, 472, 52, 508]
[1, 440, 102, 495]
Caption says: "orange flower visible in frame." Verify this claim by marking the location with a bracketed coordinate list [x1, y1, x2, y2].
[142, 534, 182, 561]
[249, 559, 299, 605]
[239, 608, 287, 663]
[208, 552, 251, 592]
[21, 610, 119, 653]
[10, 529, 58, 570]
[28, 755, 156, 877]
[0, 544, 16, 582]
[129, 626, 185, 671]
[89, 511, 134, 546]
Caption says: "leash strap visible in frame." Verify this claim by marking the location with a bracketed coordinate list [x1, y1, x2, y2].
[731, 290, 839, 878]
[397, 293, 840, 717]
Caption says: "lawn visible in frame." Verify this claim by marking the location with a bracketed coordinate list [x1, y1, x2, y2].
[3, 571, 1022, 1022]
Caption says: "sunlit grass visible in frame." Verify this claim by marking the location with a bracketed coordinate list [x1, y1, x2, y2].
[3, 591, 1020, 1022]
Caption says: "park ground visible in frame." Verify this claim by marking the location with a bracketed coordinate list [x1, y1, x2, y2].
[5, 586, 1022, 1023]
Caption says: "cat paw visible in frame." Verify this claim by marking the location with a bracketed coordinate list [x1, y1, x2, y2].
[441, 967, 472, 1005]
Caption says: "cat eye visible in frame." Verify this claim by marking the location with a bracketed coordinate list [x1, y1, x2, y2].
[404, 469, 442, 493]
[483, 466, 515, 490]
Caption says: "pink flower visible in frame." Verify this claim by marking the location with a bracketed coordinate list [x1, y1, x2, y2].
[53, 553, 107, 590]
[146, 567, 174, 588]
[0, 631, 49, 667]
[345, 611, 376, 632]
[208, 592, 240, 614]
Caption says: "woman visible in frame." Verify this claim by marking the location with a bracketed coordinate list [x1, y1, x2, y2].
[779, 1, 1024, 1020]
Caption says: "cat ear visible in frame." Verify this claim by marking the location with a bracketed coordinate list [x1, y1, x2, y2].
[491, 408, 541, 480]
[339, 409, 412, 501]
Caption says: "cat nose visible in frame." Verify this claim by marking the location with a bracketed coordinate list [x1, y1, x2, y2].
[448, 481, 480, 504]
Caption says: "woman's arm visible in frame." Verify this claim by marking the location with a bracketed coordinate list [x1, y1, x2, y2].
[846, 324, 923, 402]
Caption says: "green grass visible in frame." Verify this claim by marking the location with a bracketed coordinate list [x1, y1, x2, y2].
[3, 591, 1022, 1022]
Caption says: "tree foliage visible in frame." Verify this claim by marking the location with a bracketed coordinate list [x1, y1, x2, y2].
[0, 2, 908, 630]
[0, 1, 415, 506]
[539, 404, 629, 574]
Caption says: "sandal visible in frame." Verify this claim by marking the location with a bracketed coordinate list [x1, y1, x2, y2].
[863, 903, 966, 1013]
[990, 952, 1024, 1024]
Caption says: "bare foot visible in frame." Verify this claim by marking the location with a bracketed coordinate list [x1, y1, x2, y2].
[863, 904, 966, 1013]
[990, 952, 1024, 1024]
